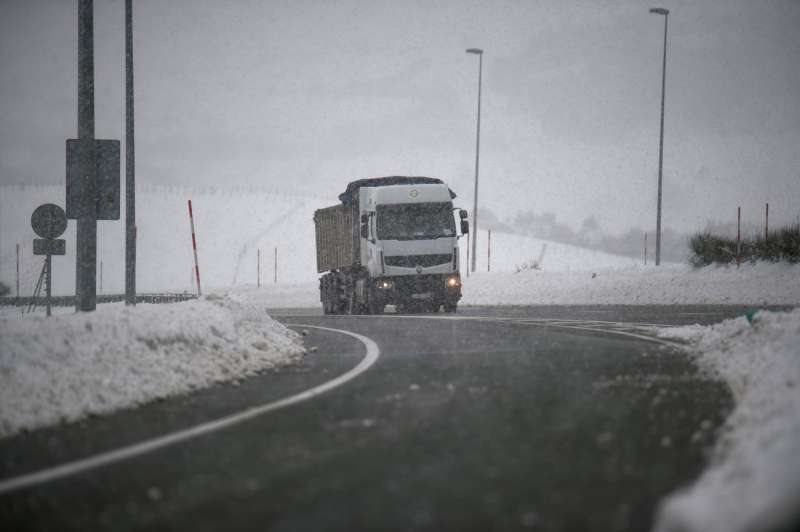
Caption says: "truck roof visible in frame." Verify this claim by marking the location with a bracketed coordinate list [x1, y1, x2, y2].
[338, 176, 457, 205]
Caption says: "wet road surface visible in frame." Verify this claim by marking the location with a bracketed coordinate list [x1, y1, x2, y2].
[0, 305, 752, 531]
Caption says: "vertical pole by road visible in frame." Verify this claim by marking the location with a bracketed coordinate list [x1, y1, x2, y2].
[125, 0, 136, 305]
[465, 233, 470, 278]
[487, 228, 491, 272]
[737, 206, 742, 268]
[466, 48, 483, 273]
[257, 249, 261, 288]
[650, 8, 669, 266]
[46, 253, 52, 317]
[644, 232, 648, 265]
[76, 0, 97, 311]
[188, 200, 201, 296]
[765, 203, 769, 240]
[274, 247, 277, 286]
[16, 243, 20, 298]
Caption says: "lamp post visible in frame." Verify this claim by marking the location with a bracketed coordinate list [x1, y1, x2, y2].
[650, 7, 669, 266]
[466, 48, 483, 273]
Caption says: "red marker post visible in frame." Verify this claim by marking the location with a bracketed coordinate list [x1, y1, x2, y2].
[188, 200, 201, 295]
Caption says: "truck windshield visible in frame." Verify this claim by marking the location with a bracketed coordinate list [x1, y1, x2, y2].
[376, 202, 456, 240]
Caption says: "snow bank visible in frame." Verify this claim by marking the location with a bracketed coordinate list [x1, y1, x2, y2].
[653, 309, 800, 532]
[461, 262, 800, 306]
[0, 289, 305, 439]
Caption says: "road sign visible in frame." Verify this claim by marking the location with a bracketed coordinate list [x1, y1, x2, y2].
[66, 138, 121, 220]
[33, 239, 66, 256]
[31, 204, 68, 239]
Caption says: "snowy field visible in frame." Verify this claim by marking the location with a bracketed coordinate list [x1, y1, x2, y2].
[653, 309, 800, 532]
[0, 289, 305, 439]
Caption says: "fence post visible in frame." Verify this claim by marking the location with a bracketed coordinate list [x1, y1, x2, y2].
[188, 200, 201, 295]
[644, 232, 648, 265]
[466, 233, 470, 278]
[765, 203, 769, 240]
[16, 242, 20, 298]
[737, 206, 741, 269]
[487, 228, 491, 272]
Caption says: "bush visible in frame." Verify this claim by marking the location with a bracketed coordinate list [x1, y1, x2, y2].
[689, 225, 800, 266]
[0, 282, 9, 297]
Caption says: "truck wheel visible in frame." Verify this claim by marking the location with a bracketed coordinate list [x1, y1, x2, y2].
[444, 303, 457, 313]
[428, 303, 440, 313]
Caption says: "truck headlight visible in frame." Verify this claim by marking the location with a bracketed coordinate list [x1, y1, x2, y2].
[446, 276, 460, 288]
[377, 280, 394, 290]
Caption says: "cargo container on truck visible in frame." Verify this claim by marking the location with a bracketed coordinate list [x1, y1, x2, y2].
[314, 176, 469, 314]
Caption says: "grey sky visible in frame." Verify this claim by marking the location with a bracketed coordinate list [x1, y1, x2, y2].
[1, 0, 798, 234]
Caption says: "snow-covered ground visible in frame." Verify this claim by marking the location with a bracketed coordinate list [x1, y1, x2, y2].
[232, 262, 800, 309]
[462, 262, 800, 306]
[653, 309, 800, 532]
[0, 288, 304, 439]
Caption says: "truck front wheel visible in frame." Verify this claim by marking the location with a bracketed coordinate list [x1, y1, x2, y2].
[444, 303, 457, 313]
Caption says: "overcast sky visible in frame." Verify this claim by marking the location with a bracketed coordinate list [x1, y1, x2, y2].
[1, 0, 798, 234]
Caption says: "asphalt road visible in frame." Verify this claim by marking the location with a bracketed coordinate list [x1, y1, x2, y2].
[0, 305, 753, 531]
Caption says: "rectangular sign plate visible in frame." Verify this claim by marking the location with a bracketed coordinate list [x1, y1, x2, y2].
[33, 238, 66, 256]
[411, 292, 433, 299]
[66, 139, 121, 220]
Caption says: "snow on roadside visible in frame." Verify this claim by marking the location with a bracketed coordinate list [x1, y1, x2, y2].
[462, 262, 800, 306]
[0, 288, 305, 439]
[653, 309, 800, 532]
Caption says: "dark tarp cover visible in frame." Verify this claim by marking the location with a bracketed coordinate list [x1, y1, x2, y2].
[338, 176, 457, 205]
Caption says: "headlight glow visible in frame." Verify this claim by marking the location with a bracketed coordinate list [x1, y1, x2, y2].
[377, 280, 394, 289]
[446, 276, 460, 287]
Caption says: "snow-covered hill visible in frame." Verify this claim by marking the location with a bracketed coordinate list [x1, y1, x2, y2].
[0, 183, 649, 298]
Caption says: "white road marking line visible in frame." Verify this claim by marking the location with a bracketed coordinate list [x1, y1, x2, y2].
[344, 313, 684, 348]
[0, 324, 380, 495]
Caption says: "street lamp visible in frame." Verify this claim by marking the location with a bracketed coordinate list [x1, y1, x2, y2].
[466, 47, 483, 273]
[650, 7, 669, 265]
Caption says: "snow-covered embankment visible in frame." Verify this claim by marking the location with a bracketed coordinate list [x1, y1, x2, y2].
[653, 309, 800, 532]
[0, 289, 305, 439]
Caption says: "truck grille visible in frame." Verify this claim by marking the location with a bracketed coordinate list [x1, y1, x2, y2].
[393, 275, 444, 294]
[384, 254, 452, 268]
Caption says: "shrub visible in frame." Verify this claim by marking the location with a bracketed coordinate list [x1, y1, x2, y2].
[689, 225, 800, 266]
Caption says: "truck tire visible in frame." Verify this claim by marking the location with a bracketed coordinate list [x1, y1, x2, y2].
[444, 303, 457, 313]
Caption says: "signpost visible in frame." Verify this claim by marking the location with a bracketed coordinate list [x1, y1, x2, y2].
[67, 0, 121, 312]
[31, 204, 67, 317]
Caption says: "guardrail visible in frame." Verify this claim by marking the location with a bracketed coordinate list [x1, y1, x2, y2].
[0, 293, 199, 308]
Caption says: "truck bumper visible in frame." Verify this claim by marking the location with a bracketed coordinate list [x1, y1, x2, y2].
[373, 274, 461, 307]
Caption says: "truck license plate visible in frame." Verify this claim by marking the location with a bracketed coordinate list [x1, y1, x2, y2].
[411, 292, 432, 299]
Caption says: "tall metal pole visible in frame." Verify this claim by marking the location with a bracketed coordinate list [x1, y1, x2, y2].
[466, 48, 483, 273]
[76, 0, 97, 311]
[125, 0, 136, 305]
[650, 8, 669, 266]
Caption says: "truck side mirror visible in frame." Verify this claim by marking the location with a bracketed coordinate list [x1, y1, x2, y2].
[461, 220, 469, 235]
[459, 209, 468, 220]
[360, 223, 369, 239]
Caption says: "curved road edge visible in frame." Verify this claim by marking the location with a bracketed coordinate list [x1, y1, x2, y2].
[0, 324, 380, 496]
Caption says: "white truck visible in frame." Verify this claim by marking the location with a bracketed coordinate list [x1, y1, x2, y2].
[314, 176, 469, 314]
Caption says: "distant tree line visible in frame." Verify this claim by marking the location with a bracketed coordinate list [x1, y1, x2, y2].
[480, 208, 689, 263]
